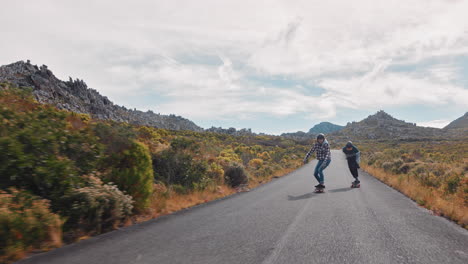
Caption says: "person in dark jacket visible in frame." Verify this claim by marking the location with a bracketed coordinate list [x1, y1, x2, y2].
[303, 133, 331, 189]
[342, 141, 360, 185]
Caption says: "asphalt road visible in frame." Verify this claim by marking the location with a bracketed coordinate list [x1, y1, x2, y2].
[17, 150, 468, 264]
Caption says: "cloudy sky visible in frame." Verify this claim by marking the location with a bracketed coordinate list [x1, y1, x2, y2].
[1, 0, 467, 134]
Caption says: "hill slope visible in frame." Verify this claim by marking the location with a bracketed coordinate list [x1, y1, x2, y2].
[308, 122, 344, 134]
[0, 61, 203, 131]
[331, 110, 442, 140]
[444, 112, 468, 129]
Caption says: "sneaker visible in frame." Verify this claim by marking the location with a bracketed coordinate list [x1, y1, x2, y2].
[314, 184, 321, 188]
[354, 179, 360, 184]
[319, 184, 325, 189]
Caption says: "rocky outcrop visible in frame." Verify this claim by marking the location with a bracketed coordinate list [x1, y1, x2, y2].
[280, 131, 313, 141]
[0, 61, 203, 131]
[205, 126, 256, 136]
[331, 110, 443, 140]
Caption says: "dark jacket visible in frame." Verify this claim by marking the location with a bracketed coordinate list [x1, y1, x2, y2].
[342, 144, 360, 168]
[342, 145, 359, 160]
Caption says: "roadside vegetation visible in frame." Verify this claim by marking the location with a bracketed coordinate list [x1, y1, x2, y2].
[2, 82, 466, 263]
[0, 84, 306, 263]
[358, 140, 468, 229]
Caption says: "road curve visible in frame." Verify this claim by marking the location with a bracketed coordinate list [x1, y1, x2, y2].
[17, 150, 468, 264]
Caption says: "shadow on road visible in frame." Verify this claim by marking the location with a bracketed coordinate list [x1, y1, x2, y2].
[287, 192, 318, 201]
[328, 187, 355, 193]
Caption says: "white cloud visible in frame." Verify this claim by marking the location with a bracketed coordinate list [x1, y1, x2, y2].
[417, 119, 452, 128]
[318, 61, 468, 110]
[427, 64, 460, 82]
[0, 0, 467, 131]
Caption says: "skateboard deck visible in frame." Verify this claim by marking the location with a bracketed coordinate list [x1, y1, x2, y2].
[314, 187, 325, 193]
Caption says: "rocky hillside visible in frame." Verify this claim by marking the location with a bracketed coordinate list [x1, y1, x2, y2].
[444, 112, 468, 130]
[205, 126, 259, 136]
[279, 131, 312, 142]
[331, 110, 442, 140]
[0, 61, 203, 131]
[308, 122, 344, 134]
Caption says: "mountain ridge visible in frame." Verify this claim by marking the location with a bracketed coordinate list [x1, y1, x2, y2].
[330, 110, 444, 140]
[308, 121, 344, 134]
[0, 61, 203, 131]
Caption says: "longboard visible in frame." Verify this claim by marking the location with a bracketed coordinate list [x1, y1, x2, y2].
[314, 188, 325, 193]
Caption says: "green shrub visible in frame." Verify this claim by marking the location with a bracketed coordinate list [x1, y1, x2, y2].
[107, 141, 154, 212]
[153, 141, 208, 190]
[93, 122, 136, 156]
[446, 174, 462, 194]
[170, 137, 199, 152]
[224, 163, 248, 187]
[0, 188, 62, 263]
[0, 103, 101, 207]
[62, 176, 133, 233]
[414, 171, 441, 188]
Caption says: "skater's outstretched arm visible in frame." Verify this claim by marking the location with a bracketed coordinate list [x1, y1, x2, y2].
[303, 144, 317, 164]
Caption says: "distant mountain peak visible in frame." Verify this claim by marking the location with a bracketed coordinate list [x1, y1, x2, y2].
[308, 122, 344, 134]
[366, 110, 397, 121]
[333, 110, 443, 140]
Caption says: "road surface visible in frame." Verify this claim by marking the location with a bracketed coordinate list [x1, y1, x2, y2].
[17, 150, 468, 264]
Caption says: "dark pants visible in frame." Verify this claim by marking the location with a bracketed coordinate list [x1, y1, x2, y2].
[347, 158, 359, 179]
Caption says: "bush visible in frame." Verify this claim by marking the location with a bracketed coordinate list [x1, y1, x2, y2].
[0, 188, 62, 263]
[218, 148, 242, 167]
[207, 162, 224, 184]
[248, 158, 263, 170]
[417, 172, 441, 188]
[0, 102, 101, 207]
[62, 176, 133, 233]
[107, 141, 154, 212]
[392, 159, 404, 173]
[446, 174, 462, 194]
[398, 163, 411, 174]
[224, 163, 248, 187]
[153, 140, 209, 191]
[93, 122, 136, 156]
[381, 162, 393, 172]
[170, 137, 199, 152]
[401, 153, 415, 163]
[257, 151, 271, 160]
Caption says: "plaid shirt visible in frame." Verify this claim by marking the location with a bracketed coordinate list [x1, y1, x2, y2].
[305, 141, 331, 161]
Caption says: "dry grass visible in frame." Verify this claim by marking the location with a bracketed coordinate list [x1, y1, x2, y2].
[130, 165, 300, 225]
[362, 164, 468, 229]
[248, 166, 299, 188]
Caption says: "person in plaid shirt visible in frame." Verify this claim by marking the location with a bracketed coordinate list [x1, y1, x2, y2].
[303, 133, 331, 189]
